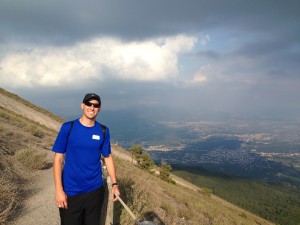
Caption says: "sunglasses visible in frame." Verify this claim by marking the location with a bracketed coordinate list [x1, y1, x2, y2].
[84, 101, 101, 108]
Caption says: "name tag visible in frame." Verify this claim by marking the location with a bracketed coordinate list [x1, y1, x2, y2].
[92, 135, 100, 140]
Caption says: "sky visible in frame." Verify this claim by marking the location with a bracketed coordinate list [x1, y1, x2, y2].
[1, 0, 300, 121]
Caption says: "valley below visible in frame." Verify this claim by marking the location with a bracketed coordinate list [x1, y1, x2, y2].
[112, 117, 300, 184]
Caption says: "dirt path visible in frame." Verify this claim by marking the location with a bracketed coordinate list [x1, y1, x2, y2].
[10, 151, 60, 225]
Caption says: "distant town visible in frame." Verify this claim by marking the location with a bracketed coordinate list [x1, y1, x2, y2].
[144, 144, 185, 151]
[111, 117, 300, 184]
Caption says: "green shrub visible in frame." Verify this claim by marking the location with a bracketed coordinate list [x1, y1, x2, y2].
[130, 145, 143, 156]
[202, 187, 213, 197]
[160, 160, 175, 183]
[137, 152, 154, 170]
[130, 145, 154, 171]
[15, 149, 48, 170]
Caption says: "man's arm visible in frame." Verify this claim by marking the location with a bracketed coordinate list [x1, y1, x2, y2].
[53, 153, 68, 208]
[104, 154, 120, 202]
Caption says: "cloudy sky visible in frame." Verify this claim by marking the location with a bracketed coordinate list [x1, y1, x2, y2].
[1, 0, 299, 121]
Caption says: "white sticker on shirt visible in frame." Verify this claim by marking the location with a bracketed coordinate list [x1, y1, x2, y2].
[92, 135, 100, 140]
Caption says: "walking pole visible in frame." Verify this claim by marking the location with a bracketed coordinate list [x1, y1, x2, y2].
[114, 194, 156, 225]
[114, 194, 137, 221]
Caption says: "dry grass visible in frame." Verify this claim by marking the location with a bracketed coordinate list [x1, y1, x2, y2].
[15, 149, 48, 170]
[0, 159, 20, 224]
[0, 106, 56, 153]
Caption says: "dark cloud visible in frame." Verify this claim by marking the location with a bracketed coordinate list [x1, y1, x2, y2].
[1, 0, 300, 44]
[232, 36, 300, 79]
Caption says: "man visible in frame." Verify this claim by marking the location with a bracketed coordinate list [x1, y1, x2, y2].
[53, 93, 120, 225]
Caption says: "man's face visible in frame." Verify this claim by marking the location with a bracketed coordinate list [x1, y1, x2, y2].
[81, 99, 101, 120]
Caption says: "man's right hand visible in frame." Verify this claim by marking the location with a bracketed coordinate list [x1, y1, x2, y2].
[56, 190, 68, 209]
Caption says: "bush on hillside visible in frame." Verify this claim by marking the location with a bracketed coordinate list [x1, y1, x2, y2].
[130, 145, 143, 158]
[130, 145, 154, 171]
[15, 149, 48, 170]
[202, 187, 213, 197]
[159, 160, 175, 184]
[29, 125, 45, 138]
[137, 152, 154, 170]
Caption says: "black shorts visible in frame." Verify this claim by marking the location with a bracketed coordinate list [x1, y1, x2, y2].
[59, 186, 105, 225]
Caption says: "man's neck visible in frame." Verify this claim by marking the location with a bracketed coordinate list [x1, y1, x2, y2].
[79, 117, 96, 127]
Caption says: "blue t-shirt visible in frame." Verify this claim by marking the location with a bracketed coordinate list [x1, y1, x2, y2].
[52, 119, 111, 196]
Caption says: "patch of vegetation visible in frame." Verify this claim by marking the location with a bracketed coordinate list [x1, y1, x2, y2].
[15, 149, 48, 170]
[130, 145, 154, 171]
[0, 160, 21, 224]
[202, 187, 213, 197]
[159, 160, 175, 184]
[29, 125, 45, 138]
[129, 145, 176, 184]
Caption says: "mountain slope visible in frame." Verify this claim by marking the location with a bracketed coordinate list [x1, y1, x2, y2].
[0, 88, 62, 131]
[0, 88, 274, 225]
